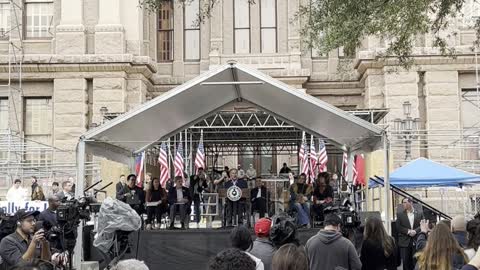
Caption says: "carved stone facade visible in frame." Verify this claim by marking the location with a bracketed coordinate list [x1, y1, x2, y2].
[0, 0, 478, 174]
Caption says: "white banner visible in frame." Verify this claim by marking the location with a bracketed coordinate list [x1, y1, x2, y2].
[0, 201, 48, 215]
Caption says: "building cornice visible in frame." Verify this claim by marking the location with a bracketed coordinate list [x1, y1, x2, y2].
[0, 54, 157, 80]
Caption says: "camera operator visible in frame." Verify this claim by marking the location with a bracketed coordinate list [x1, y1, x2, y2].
[305, 213, 361, 270]
[118, 174, 145, 216]
[0, 209, 51, 269]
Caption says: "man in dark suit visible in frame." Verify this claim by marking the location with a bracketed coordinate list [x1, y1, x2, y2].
[190, 167, 208, 227]
[168, 176, 192, 229]
[250, 178, 268, 218]
[396, 197, 422, 270]
[115, 174, 126, 200]
[224, 169, 248, 226]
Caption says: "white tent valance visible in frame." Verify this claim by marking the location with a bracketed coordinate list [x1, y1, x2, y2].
[82, 62, 384, 154]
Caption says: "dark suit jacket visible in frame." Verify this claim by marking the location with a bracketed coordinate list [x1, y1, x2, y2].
[189, 175, 208, 197]
[396, 210, 422, 248]
[250, 186, 268, 202]
[168, 187, 192, 205]
[224, 179, 248, 189]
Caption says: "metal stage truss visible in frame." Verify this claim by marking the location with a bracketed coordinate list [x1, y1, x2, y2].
[139, 109, 389, 156]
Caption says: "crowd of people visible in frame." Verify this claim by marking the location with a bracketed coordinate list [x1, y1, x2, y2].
[206, 209, 480, 270]
[113, 163, 334, 230]
[5, 176, 74, 202]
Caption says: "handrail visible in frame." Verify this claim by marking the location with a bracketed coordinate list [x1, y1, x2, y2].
[370, 175, 452, 220]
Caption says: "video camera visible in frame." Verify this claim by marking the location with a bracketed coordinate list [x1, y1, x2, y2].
[324, 198, 361, 237]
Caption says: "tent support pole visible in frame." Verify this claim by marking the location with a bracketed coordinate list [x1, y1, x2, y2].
[74, 138, 86, 270]
[383, 134, 392, 234]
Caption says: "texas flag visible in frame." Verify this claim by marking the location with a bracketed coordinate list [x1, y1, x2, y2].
[135, 152, 145, 188]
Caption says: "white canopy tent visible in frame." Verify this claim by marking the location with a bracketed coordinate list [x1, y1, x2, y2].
[74, 62, 391, 266]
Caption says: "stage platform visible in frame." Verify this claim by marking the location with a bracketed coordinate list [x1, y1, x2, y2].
[85, 227, 320, 270]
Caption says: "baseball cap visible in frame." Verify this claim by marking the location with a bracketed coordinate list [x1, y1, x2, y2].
[14, 209, 40, 222]
[255, 218, 272, 237]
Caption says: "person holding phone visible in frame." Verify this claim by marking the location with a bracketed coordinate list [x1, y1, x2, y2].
[0, 209, 51, 268]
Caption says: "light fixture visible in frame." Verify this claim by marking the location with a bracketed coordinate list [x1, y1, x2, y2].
[403, 101, 412, 117]
[394, 118, 402, 131]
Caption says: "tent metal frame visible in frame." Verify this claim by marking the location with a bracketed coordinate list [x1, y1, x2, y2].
[74, 63, 392, 268]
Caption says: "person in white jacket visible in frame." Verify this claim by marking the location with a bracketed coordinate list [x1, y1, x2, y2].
[6, 179, 28, 201]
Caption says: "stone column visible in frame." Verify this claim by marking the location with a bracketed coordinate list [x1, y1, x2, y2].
[92, 77, 126, 125]
[95, 0, 125, 54]
[121, 0, 144, 55]
[126, 80, 148, 111]
[287, 0, 301, 69]
[363, 69, 385, 109]
[384, 70, 421, 164]
[172, 2, 184, 76]
[56, 0, 85, 54]
[209, 0, 223, 67]
[53, 79, 88, 162]
[424, 71, 461, 160]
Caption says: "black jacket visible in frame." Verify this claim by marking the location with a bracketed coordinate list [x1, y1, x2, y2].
[189, 175, 208, 197]
[396, 210, 422, 248]
[250, 186, 268, 202]
[360, 238, 398, 270]
[168, 186, 192, 205]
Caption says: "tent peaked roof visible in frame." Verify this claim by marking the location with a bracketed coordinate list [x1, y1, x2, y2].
[389, 157, 480, 187]
[82, 63, 383, 153]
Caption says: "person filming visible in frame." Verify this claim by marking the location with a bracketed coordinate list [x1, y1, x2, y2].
[0, 209, 51, 268]
[118, 174, 146, 216]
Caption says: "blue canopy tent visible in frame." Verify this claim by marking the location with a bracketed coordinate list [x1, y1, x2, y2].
[370, 157, 480, 188]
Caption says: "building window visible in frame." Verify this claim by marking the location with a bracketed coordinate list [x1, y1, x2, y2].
[157, 1, 174, 62]
[234, 0, 250, 54]
[463, 0, 480, 26]
[0, 98, 8, 130]
[0, 2, 10, 39]
[24, 97, 52, 165]
[260, 0, 277, 53]
[311, 48, 326, 58]
[184, 0, 200, 61]
[25, 0, 53, 39]
[461, 89, 480, 160]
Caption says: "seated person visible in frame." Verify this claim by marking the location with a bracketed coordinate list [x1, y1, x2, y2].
[0, 210, 51, 268]
[118, 174, 146, 216]
[289, 173, 313, 227]
[168, 176, 192, 229]
[312, 172, 334, 222]
[145, 177, 168, 230]
[225, 169, 248, 226]
[250, 178, 268, 218]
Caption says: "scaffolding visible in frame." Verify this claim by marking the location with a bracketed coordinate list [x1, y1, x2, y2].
[0, 1, 100, 197]
[0, 129, 101, 196]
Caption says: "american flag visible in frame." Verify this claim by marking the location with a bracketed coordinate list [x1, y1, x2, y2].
[342, 152, 348, 182]
[317, 139, 328, 173]
[300, 133, 309, 176]
[299, 131, 306, 161]
[352, 155, 359, 185]
[174, 141, 184, 179]
[309, 135, 317, 183]
[134, 152, 145, 188]
[158, 142, 169, 188]
[194, 131, 205, 174]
